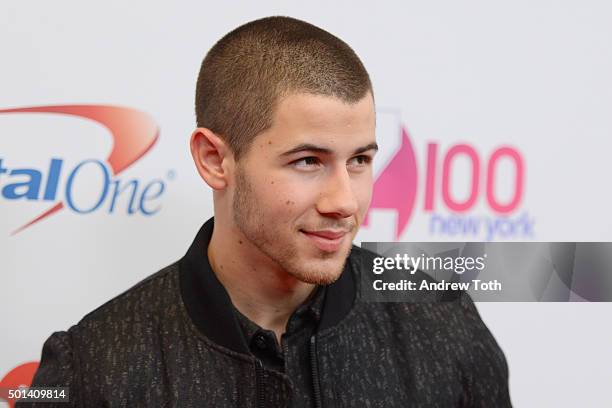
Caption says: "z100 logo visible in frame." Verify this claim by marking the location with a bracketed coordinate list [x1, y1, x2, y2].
[363, 120, 533, 241]
[0, 105, 168, 235]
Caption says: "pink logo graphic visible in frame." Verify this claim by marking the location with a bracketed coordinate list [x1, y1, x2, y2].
[362, 128, 418, 239]
[0, 105, 159, 235]
[0, 362, 39, 408]
[364, 125, 525, 239]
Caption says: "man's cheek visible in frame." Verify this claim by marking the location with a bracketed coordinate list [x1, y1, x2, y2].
[357, 183, 374, 213]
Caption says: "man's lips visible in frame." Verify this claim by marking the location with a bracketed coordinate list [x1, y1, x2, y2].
[300, 229, 350, 252]
[301, 230, 348, 239]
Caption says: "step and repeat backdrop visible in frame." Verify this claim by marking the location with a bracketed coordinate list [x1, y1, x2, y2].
[2, 1, 611, 406]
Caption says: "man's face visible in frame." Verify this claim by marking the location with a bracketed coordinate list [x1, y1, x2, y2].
[231, 92, 377, 285]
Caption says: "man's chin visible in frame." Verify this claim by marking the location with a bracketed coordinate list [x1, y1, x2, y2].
[293, 271, 343, 286]
[288, 256, 348, 286]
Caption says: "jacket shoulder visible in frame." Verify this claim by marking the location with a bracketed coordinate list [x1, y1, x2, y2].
[77, 261, 181, 328]
[26, 262, 186, 402]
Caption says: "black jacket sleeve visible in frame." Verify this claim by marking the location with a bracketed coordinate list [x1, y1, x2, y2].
[459, 293, 512, 407]
[16, 331, 78, 407]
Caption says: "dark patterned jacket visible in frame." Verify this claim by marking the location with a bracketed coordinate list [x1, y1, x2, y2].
[22, 218, 511, 407]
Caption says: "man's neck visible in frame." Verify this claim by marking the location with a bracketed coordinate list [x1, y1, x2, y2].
[207, 223, 316, 343]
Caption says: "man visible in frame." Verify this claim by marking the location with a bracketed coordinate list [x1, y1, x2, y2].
[23, 16, 511, 407]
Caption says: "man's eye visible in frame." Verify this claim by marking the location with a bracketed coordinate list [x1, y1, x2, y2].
[349, 155, 373, 166]
[292, 156, 321, 168]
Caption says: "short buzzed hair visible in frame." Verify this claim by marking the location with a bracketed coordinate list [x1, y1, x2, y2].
[195, 16, 373, 160]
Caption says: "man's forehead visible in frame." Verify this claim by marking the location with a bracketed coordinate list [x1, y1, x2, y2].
[273, 92, 375, 127]
[260, 92, 376, 153]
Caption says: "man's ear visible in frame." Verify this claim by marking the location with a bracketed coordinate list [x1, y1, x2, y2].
[190, 127, 233, 190]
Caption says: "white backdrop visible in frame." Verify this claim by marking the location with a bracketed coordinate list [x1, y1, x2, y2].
[2, 1, 611, 406]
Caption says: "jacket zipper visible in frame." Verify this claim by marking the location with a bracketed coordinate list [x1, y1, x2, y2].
[310, 335, 323, 408]
[255, 359, 265, 408]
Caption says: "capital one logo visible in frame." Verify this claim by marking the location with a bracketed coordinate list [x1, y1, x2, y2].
[0, 105, 165, 235]
[363, 117, 527, 240]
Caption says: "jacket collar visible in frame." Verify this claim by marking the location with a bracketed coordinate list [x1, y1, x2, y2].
[179, 217, 356, 355]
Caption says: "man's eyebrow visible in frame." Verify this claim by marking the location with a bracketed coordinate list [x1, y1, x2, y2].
[280, 142, 379, 157]
[353, 142, 379, 155]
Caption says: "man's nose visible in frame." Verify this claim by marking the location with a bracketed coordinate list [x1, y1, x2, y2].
[316, 167, 359, 218]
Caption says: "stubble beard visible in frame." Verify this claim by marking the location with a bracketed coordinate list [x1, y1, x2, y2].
[232, 166, 348, 286]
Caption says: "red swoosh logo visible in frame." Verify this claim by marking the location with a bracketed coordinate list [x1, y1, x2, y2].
[363, 127, 418, 239]
[0, 105, 159, 235]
